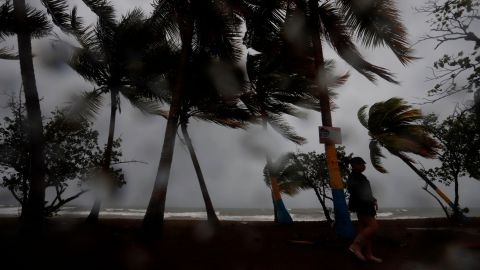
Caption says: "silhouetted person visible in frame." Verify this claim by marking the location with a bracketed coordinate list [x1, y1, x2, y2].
[347, 157, 382, 263]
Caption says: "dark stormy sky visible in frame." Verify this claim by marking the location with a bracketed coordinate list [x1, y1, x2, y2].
[0, 0, 478, 210]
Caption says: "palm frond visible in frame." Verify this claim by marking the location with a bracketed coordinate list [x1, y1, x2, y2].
[120, 87, 166, 116]
[337, 0, 416, 65]
[264, 152, 311, 196]
[192, 112, 248, 129]
[63, 90, 104, 122]
[267, 113, 306, 145]
[1, 1, 52, 39]
[82, 0, 116, 28]
[68, 46, 106, 84]
[0, 1, 15, 40]
[317, 3, 397, 84]
[357, 105, 369, 128]
[24, 4, 52, 38]
[243, 0, 285, 51]
[379, 133, 437, 159]
[369, 140, 387, 173]
[150, 0, 180, 48]
[266, 99, 306, 119]
[0, 46, 18, 60]
[70, 6, 83, 29]
[322, 59, 350, 89]
[41, 0, 72, 32]
[192, 0, 244, 62]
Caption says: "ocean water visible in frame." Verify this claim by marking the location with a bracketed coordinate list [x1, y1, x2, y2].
[1, 205, 479, 221]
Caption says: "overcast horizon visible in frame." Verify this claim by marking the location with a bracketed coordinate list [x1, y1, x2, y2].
[1, 0, 479, 212]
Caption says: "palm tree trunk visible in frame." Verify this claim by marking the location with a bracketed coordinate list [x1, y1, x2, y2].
[262, 116, 293, 224]
[422, 186, 451, 219]
[87, 90, 118, 223]
[181, 122, 220, 226]
[396, 154, 462, 215]
[308, 0, 353, 238]
[14, 0, 47, 231]
[143, 7, 193, 235]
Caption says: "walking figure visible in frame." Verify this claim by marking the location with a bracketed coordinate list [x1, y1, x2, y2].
[347, 157, 382, 263]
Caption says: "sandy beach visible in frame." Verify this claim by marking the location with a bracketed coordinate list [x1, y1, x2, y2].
[1, 217, 479, 270]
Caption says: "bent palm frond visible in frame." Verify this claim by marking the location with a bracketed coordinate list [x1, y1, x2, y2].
[318, 2, 397, 84]
[337, 0, 416, 65]
[41, 0, 72, 32]
[0, 47, 18, 60]
[369, 140, 387, 173]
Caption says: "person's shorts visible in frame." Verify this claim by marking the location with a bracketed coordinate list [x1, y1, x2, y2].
[349, 202, 376, 217]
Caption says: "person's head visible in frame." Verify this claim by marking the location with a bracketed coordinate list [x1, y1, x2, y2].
[350, 157, 366, 173]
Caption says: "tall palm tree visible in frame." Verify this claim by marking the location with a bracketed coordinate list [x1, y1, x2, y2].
[12, 0, 48, 229]
[0, 0, 57, 229]
[291, 0, 414, 237]
[143, 0, 243, 234]
[59, 3, 174, 222]
[357, 97, 463, 216]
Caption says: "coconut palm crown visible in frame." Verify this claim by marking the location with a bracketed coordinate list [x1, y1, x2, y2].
[358, 97, 440, 173]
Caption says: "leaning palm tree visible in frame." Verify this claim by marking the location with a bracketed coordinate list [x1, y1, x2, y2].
[59, 3, 174, 222]
[172, 57, 252, 226]
[143, 0, 243, 234]
[357, 97, 463, 216]
[179, 95, 252, 226]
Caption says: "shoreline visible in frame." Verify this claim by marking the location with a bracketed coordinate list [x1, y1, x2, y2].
[1, 217, 479, 269]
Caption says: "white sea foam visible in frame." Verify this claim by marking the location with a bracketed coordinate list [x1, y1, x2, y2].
[1, 207, 478, 221]
[0, 207, 21, 216]
[219, 214, 274, 222]
[376, 212, 394, 218]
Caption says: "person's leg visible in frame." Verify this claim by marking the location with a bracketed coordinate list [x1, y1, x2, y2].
[361, 216, 382, 262]
[349, 214, 368, 260]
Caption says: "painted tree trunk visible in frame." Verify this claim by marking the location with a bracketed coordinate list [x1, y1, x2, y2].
[143, 7, 193, 235]
[308, 0, 353, 238]
[87, 90, 118, 223]
[397, 154, 465, 219]
[181, 122, 220, 226]
[14, 0, 47, 231]
[262, 117, 293, 224]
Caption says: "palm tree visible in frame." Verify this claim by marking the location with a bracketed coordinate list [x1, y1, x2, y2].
[0, 0, 55, 230]
[276, 0, 414, 237]
[357, 97, 464, 217]
[243, 54, 315, 224]
[179, 92, 252, 226]
[171, 56, 252, 226]
[241, 1, 324, 224]
[59, 3, 173, 222]
[143, 0, 243, 234]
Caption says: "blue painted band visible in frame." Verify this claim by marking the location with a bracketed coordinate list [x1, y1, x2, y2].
[274, 199, 293, 224]
[332, 189, 355, 239]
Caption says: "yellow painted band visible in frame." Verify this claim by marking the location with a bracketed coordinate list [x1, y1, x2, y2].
[325, 144, 344, 189]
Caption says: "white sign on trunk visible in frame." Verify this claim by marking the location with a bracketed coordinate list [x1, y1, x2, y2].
[319, 126, 342, 144]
